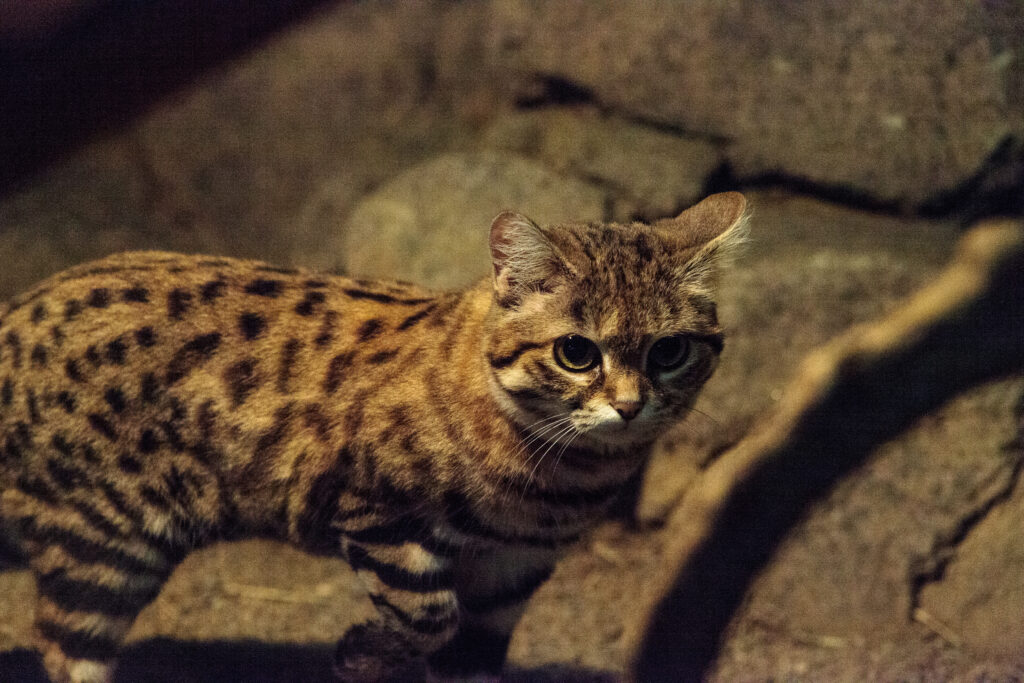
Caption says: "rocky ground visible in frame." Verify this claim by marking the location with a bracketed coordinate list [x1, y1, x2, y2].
[1, 1, 1022, 681]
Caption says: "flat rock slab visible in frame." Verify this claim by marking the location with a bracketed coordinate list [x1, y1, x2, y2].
[485, 0, 1023, 207]
[481, 108, 721, 221]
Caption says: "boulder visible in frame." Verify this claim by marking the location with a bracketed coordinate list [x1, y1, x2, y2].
[341, 152, 606, 289]
[481, 108, 721, 221]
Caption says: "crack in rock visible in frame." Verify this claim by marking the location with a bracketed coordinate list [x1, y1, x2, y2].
[907, 388, 1024, 623]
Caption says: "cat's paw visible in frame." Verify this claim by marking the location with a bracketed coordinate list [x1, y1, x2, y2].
[333, 623, 424, 682]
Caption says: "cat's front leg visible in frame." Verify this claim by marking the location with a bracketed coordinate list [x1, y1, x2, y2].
[335, 539, 459, 682]
[428, 546, 559, 680]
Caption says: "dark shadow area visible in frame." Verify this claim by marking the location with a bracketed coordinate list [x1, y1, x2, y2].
[1, 641, 619, 682]
[704, 147, 1024, 225]
[1, 641, 335, 683]
[0, 0, 340, 197]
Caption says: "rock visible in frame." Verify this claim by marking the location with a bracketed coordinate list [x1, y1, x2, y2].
[484, 0, 1024, 207]
[341, 152, 606, 289]
[918, 407, 1024, 658]
[481, 109, 721, 221]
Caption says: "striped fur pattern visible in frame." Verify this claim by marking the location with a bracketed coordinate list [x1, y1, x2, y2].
[0, 192, 747, 682]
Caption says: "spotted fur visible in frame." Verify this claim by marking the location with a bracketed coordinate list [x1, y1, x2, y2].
[0, 193, 747, 682]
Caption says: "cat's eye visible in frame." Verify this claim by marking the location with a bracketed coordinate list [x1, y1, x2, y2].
[554, 334, 600, 372]
[648, 335, 690, 371]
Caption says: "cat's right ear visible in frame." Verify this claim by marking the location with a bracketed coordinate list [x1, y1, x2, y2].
[489, 211, 561, 303]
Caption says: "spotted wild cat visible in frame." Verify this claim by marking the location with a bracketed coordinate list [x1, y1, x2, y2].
[0, 192, 747, 682]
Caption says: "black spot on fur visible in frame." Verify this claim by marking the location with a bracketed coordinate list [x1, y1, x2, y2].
[87, 288, 111, 308]
[167, 288, 193, 319]
[122, 287, 150, 303]
[140, 372, 160, 404]
[30, 343, 48, 366]
[56, 391, 75, 413]
[106, 338, 127, 365]
[343, 289, 431, 305]
[244, 279, 283, 297]
[64, 299, 82, 321]
[0, 378, 12, 405]
[295, 291, 326, 316]
[397, 304, 436, 330]
[64, 359, 83, 382]
[166, 332, 221, 384]
[5, 331, 21, 368]
[314, 311, 339, 347]
[118, 453, 142, 474]
[356, 319, 383, 342]
[323, 352, 355, 395]
[238, 312, 267, 340]
[224, 358, 260, 407]
[31, 302, 47, 324]
[367, 349, 399, 365]
[104, 387, 127, 413]
[51, 434, 74, 457]
[25, 388, 41, 423]
[138, 429, 160, 453]
[277, 339, 301, 393]
[87, 413, 117, 441]
[200, 279, 226, 303]
[135, 326, 157, 348]
[85, 345, 102, 367]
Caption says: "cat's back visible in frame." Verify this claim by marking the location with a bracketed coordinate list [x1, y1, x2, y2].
[0, 250, 443, 490]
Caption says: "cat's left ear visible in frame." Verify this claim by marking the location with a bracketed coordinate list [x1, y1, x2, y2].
[489, 211, 563, 303]
[657, 191, 749, 281]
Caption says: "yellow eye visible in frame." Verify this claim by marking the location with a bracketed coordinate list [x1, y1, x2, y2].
[648, 335, 690, 371]
[554, 335, 600, 372]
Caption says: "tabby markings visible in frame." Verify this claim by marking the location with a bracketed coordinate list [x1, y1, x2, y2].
[276, 339, 301, 393]
[121, 287, 149, 304]
[343, 289, 432, 305]
[295, 291, 326, 316]
[106, 338, 127, 365]
[165, 333, 222, 385]
[238, 312, 267, 341]
[244, 279, 283, 298]
[199, 279, 226, 303]
[323, 352, 355, 395]
[87, 288, 110, 309]
[167, 289, 192, 320]
[487, 340, 547, 369]
[357, 319, 384, 342]
[223, 359, 260, 407]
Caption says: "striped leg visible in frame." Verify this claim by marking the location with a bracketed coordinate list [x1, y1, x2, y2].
[429, 547, 557, 679]
[2, 491, 176, 683]
[336, 540, 459, 682]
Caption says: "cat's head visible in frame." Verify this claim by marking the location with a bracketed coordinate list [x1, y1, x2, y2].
[484, 192, 748, 453]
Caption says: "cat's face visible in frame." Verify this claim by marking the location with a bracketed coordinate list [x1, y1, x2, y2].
[485, 193, 746, 454]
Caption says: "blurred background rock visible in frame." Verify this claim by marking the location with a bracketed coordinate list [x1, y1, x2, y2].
[1, 1, 1022, 680]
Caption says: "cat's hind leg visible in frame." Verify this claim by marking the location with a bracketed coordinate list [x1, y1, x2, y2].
[2, 488, 177, 683]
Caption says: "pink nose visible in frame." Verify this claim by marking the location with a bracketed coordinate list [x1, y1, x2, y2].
[611, 400, 643, 421]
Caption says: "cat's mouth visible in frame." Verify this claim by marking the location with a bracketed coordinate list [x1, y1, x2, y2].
[583, 418, 658, 448]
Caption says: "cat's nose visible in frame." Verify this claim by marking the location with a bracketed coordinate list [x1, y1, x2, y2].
[611, 400, 643, 421]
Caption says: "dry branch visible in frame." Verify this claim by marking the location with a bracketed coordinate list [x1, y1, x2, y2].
[630, 219, 1024, 681]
